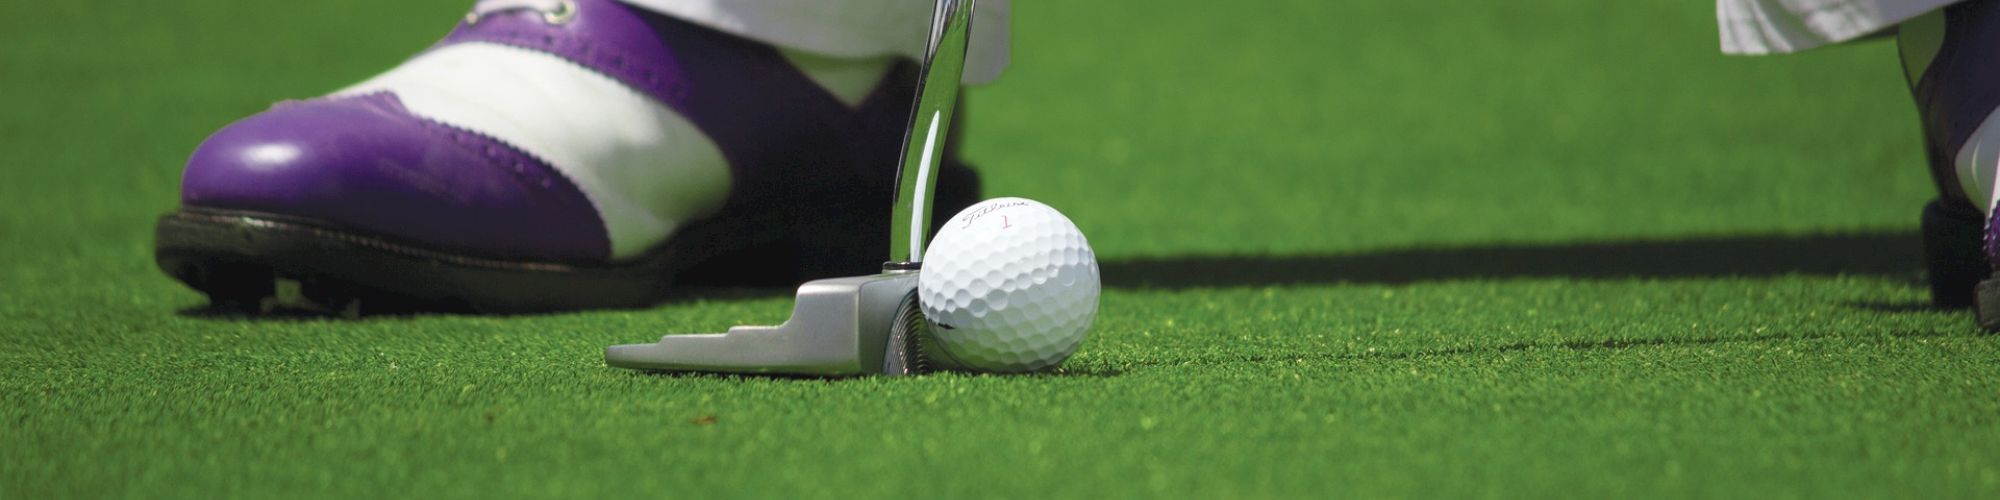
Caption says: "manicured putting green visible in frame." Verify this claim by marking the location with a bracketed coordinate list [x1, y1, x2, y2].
[2, 0, 1994, 497]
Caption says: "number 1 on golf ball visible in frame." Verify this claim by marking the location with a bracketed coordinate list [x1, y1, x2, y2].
[919, 197, 1101, 372]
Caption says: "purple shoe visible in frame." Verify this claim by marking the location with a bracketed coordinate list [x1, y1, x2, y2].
[155, 0, 980, 313]
[1901, 0, 2000, 328]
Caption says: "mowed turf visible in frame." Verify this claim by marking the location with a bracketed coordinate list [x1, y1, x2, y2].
[3, 0, 1996, 497]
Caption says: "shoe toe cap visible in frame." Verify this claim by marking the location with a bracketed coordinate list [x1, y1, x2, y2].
[181, 93, 609, 261]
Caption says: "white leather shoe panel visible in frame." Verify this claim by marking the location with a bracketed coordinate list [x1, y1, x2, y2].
[1956, 107, 2000, 213]
[334, 42, 732, 259]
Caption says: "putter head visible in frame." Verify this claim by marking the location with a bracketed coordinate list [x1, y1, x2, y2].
[605, 272, 927, 376]
[604, 0, 972, 377]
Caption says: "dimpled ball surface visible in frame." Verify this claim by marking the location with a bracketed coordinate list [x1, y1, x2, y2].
[919, 197, 1101, 373]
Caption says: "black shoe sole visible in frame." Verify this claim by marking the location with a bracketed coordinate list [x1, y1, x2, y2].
[1977, 277, 2000, 331]
[154, 207, 800, 314]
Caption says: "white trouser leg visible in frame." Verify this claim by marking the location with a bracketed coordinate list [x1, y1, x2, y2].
[1717, 0, 1961, 54]
[619, 0, 1012, 85]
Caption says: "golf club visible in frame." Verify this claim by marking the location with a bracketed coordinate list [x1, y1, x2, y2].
[604, 0, 976, 376]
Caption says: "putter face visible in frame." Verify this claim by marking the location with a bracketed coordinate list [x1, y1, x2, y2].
[604, 273, 919, 376]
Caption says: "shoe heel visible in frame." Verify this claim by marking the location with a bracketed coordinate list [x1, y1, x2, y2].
[1976, 276, 2000, 332]
[1922, 200, 1985, 308]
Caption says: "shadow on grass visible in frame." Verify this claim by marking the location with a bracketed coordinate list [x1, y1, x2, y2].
[1843, 300, 1949, 313]
[1361, 327, 1968, 362]
[177, 231, 1927, 320]
[1138, 327, 1977, 371]
[1100, 231, 1922, 289]
[626, 365, 1124, 382]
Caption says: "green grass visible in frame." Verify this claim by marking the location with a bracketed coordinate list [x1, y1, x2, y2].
[4, 0, 1997, 497]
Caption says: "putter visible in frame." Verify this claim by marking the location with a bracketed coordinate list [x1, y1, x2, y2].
[604, 0, 976, 376]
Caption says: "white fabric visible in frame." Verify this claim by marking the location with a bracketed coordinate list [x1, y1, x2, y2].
[620, 0, 1011, 85]
[333, 43, 733, 259]
[1717, 0, 1959, 54]
[1958, 112, 2000, 211]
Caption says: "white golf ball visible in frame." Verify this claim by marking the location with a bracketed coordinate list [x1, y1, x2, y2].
[918, 197, 1100, 372]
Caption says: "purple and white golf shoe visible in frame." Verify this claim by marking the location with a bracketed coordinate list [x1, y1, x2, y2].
[155, 0, 980, 313]
[1902, 0, 2000, 330]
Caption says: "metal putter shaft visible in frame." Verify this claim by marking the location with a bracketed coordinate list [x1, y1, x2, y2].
[604, 0, 976, 376]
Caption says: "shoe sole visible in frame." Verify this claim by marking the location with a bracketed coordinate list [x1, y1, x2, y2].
[154, 206, 831, 314]
[1979, 277, 2000, 331]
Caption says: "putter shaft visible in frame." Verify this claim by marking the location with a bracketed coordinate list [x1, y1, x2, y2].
[887, 0, 977, 267]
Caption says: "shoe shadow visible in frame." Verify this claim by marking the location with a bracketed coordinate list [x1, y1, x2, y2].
[174, 305, 363, 321]
[1099, 231, 1923, 289]
[624, 366, 1124, 382]
[177, 231, 1929, 320]
[1136, 325, 1974, 370]
[1843, 300, 1947, 313]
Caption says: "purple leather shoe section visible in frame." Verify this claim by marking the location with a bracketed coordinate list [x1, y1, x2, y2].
[1913, 1, 2000, 265]
[180, 93, 609, 261]
[439, 0, 899, 212]
[181, 0, 922, 266]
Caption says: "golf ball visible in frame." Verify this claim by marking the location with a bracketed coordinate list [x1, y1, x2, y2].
[918, 197, 1100, 372]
